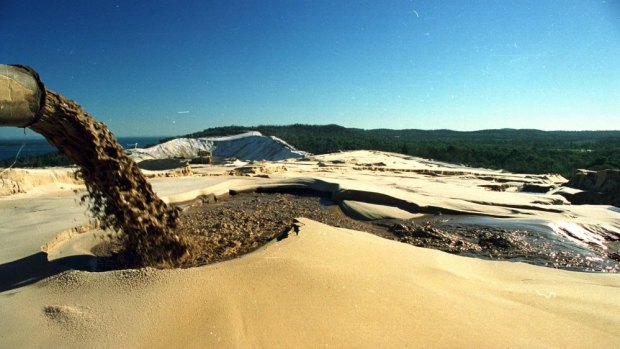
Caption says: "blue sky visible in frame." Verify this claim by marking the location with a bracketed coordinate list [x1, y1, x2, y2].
[1, 0, 619, 137]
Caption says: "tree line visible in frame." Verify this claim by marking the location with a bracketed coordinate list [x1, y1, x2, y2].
[184, 124, 620, 177]
[3, 124, 619, 178]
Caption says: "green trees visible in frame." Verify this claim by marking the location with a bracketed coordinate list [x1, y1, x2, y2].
[185, 125, 620, 177]
[0, 151, 72, 168]
[4, 125, 619, 177]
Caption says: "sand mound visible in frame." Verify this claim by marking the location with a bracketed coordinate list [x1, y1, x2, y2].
[127, 132, 310, 162]
[3, 218, 619, 348]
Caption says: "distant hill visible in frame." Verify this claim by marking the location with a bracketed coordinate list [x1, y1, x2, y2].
[3, 125, 619, 177]
[180, 125, 620, 177]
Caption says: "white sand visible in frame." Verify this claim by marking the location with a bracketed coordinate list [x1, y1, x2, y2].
[1, 150, 619, 348]
[127, 131, 310, 162]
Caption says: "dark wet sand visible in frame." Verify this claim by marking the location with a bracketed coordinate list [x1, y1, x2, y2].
[97, 192, 619, 272]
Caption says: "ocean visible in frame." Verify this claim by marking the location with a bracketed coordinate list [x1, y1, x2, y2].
[0, 136, 166, 160]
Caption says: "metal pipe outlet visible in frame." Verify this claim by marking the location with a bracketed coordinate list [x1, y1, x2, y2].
[0, 64, 46, 127]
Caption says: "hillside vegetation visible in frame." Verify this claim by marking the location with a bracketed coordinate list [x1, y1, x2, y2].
[3, 125, 619, 177]
[183, 125, 620, 177]
[0, 151, 73, 168]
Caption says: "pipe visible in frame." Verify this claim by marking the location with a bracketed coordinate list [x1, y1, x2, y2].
[0, 64, 46, 127]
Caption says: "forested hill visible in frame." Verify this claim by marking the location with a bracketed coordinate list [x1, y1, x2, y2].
[4, 125, 618, 177]
[183, 125, 620, 177]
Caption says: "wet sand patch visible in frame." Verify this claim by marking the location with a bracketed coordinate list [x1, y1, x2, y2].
[83, 191, 619, 272]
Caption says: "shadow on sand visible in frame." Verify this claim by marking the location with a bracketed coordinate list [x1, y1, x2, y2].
[0, 252, 100, 293]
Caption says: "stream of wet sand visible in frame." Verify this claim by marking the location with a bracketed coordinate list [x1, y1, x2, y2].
[29, 89, 189, 267]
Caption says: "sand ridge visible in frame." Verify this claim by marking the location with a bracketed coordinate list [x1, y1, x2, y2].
[2, 218, 619, 348]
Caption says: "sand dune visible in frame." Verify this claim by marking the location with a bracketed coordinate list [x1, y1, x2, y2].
[2, 218, 619, 348]
[1, 150, 619, 347]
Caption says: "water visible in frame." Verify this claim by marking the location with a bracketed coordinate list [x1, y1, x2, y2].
[393, 215, 620, 272]
[0, 136, 165, 160]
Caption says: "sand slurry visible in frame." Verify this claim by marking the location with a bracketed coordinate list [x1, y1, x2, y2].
[171, 192, 386, 266]
[92, 191, 620, 272]
[29, 89, 188, 267]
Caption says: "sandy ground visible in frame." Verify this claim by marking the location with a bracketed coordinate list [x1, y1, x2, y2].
[1, 150, 619, 348]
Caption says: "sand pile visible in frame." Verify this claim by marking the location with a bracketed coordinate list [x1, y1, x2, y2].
[2, 217, 619, 348]
[127, 132, 310, 163]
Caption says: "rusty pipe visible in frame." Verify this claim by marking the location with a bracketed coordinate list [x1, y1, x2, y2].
[0, 64, 46, 127]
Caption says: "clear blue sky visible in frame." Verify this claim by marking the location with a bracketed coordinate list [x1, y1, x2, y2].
[1, 0, 619, 138]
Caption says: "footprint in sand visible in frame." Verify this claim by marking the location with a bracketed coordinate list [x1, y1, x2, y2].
[42, 305, 95, 329]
